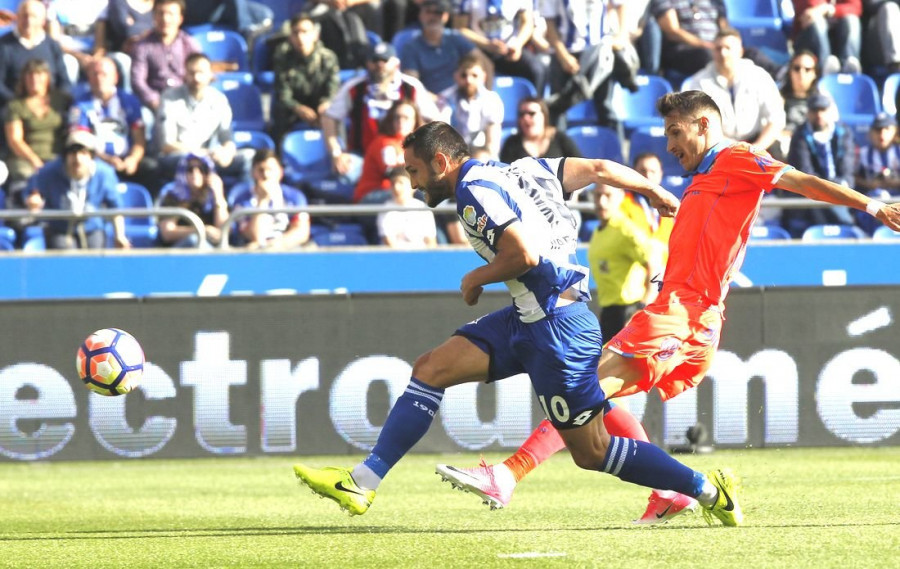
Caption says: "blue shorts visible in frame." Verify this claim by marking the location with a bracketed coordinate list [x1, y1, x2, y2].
[454, 302, 606, 430]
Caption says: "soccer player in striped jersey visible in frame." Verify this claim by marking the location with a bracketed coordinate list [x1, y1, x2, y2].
[294, 120, 748, 527]
[436, 91, 900, 524]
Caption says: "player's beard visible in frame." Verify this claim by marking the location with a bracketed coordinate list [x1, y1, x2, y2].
[421, 172, 453, 208]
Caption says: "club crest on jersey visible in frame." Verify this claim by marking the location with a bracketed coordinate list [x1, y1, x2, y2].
[657, 337, 682, 361]
[476, 214, 488, 233]
[462, 205, 477, 226]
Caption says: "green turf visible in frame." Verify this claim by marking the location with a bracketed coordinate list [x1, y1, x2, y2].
[1, 448, 898, 568]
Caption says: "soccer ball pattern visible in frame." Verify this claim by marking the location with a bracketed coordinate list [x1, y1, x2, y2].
[76, 328, 144, 396]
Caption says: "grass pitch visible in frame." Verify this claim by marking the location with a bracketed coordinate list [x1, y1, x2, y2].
[1, 447, 898, 568]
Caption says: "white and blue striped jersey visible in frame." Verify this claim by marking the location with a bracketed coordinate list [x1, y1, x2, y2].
[456, 157, 590, 322]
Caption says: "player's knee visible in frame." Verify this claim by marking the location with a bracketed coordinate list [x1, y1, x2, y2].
[566, 431, 611, 471]
[411, 350, 444, 387]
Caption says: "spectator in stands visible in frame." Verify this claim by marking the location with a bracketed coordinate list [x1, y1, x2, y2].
[322, 41, 440, 182]
[586, 183, 662, 344]
[630, 151, 674, 243]
[271, 13, 340, 143]
[96, 0, 155, 56]
[376, 167, 438, 248]
[782, 91, 857, 236]
[542, 0, 636, 126]
[400, 0, 480, 95]
[44, 0, 109, 82]
[439, 52, 503, 159]
[863, 0, 900, 74]
[130, 0, 200, 112]
[452, 0, 546, 95]
[354, 98, 422, 204]
[183, 0, 274, 39]
[3, 58, 71, 198]
[854, 112, 900, 233]
[156, 52, 251, 182]
[70, 57, 157, 193]
[304, 0, 374, 70]
[232, 149, 312, 250]
[791, 0, 862, 75]
[24, 129, 130, 250]
[499, 96, 580, 163]
[650, 0, 725, 80]
[778, 51, 821, 159]
[0, 0, 70, 107]
[157, 153, 229, 247]
[682, 28, 785, 154]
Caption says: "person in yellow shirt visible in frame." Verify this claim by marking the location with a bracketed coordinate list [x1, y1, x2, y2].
[587, 183, 664, 344]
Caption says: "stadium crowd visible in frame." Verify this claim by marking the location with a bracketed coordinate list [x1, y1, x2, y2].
[0, 0, 898, 251]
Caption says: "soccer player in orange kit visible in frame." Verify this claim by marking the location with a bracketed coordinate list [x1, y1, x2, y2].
[436, 90, 900, 524]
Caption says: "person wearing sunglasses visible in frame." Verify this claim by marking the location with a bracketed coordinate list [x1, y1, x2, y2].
[499, 96, 580, 164]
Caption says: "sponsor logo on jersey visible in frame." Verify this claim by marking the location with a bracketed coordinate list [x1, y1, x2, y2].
[476, 214, 488, 233]
[657, 337, 682, 361]
[462, 205, 477, 226]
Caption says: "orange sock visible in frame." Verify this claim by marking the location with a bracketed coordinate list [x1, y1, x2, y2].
[603, 402, 649, 442]
[502, 419, 565, 482]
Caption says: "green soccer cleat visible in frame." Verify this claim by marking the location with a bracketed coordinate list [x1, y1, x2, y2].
[702, 468, 744, 527]
[293, 464, 375, 516]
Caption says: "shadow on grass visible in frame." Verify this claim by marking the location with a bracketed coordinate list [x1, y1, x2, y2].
[2, 520, 899, 541]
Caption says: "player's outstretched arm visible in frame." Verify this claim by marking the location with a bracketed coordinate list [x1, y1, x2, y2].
[778, 169, 900, 231]
[561, 157, 680, 217]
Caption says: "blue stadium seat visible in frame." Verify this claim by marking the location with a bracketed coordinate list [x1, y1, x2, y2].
[233, 130, 276, 151]
[750, 224, 791, 241]
[801, 224, 866, 241]
[366, 30, 382, 47]
[629, 127, 686, 197]
[121, 225, 160, 248]
[494, 75, 538, 128]
[22, 235, 45, 252]
[216, 80, 266, 131]
[882, 73, 899, 116]
[565, 125, 623, 162]
[115, 182, 154, 227]
[872, 226, 900, 241]
[251, 32, 276, 93]
[310, 223, 370, 246]
[818, 73, 881, 145]
[280, 129, 354, 202]
[339, 68, 365, 84]
[723, 0, 780, 23]
[0, 226, 16, 250]
[212, 71, 254, 86]
[610, 74, 672, 134]
[255, 0, 306, 28]
[734, 24, 790, 66]
[190, 29, 249, 71]
[564, 100, 597, 128]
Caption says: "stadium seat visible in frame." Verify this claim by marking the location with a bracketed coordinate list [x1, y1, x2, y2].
[280, 129, 354, 202]
[882, 73, 899, 116]
[734, 24, 790, 66]
[115, 182, 154, 227]
[0, 225, 16, 250]
[216, 80, 266, 131]
[872, 226, 900, 241]
[255, 0, 306, 28]
[251, 32, 277, 93]
[564, 101, 597, 128]
[801, 224, 866, 241]
[310, 223, 370, 246]
[566, 125, 623, 162]
[494, 75, 538, 128]
[22, 235, 45, 252]
[391, 28, 421, 57]
[818, 74, 881, 146]
[366, 30, 382, 47]
[723, 0, 781, 25]
[610, 74, 672, 134]
[339, 68, 365, 84]
[190, 28, 249, 71]
[750, 224, 791, 240]
[212, 71, 254, 86]
[124, 225, 160, 248]
[233, 130, 276, 151]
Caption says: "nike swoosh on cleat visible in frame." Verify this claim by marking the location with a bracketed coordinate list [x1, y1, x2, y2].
[655, 505, 673, 519]
[335, 481, 367, 497]
[719, 484, 735, 512]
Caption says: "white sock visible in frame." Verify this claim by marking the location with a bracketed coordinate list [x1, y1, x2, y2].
[351, 463, 382, 490]
[696, 480, 719, 507]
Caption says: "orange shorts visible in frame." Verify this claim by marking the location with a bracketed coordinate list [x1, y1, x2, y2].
[606, 300, 723, 401]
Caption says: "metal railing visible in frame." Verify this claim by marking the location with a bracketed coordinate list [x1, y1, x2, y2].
[0, 208, 206, 248]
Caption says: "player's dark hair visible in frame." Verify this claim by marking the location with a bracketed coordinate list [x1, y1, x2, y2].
[657, 91, 722, 121]
[402, 121, 470, 164]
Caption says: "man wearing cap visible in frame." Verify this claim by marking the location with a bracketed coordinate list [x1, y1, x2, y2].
[854, 112, 900, 233]
[24, 130, 130, 250]
[399, 0, 480, 95]
[782, 90, 857, 237]
[322, 41, 441, 179]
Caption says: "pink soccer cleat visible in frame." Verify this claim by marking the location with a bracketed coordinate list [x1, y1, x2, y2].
[435, 460, 517, 510]
[633, 490, 698, 525]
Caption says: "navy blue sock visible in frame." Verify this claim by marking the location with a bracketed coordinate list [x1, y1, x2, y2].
[601, 436, 706, 498]
[363, 377, 444, 479]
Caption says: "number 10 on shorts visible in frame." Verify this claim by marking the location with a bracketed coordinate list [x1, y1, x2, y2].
[538, 395, 594, 427]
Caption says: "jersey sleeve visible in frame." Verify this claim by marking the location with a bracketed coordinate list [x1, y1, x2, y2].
[457, 181, 519, 248]
[728, 144, 793, 194]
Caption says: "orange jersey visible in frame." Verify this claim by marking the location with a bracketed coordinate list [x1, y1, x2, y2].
[663, 141, 792, 307]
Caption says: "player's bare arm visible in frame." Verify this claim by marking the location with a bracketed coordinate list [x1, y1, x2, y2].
[562, 157, 680, 217]
[778, 169, 900, 231]
[460, 222, 538, 306]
